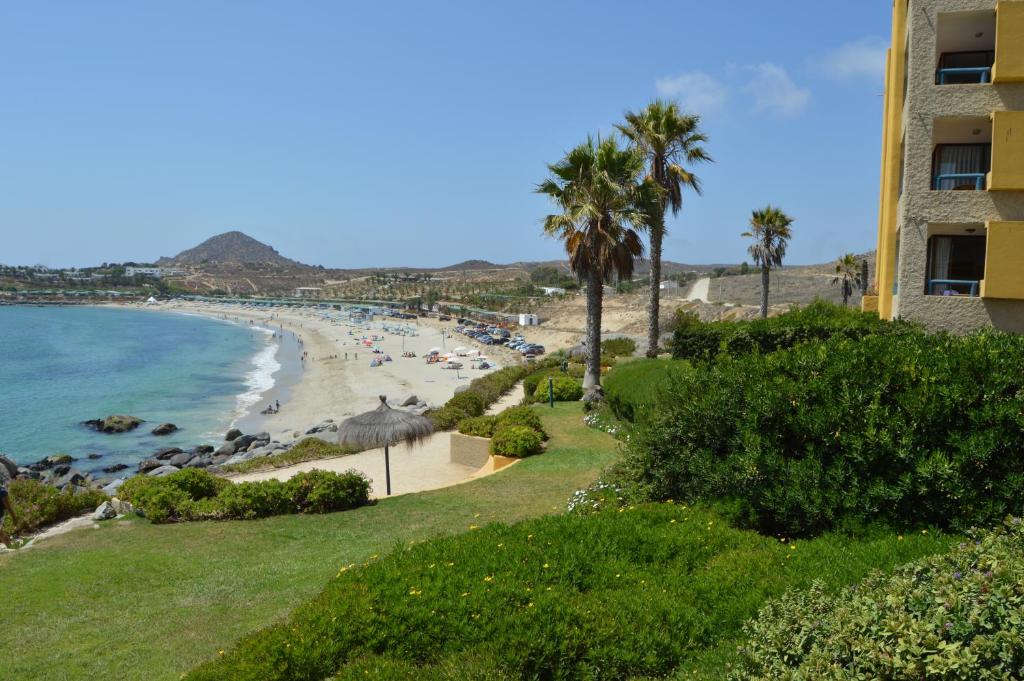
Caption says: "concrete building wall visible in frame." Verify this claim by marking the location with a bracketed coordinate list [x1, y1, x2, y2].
[890, 0, 1024, 332]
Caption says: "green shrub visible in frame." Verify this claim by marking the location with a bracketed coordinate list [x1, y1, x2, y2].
[600, 337, 636, 358]
[603, 359, 691, 422]
[531, 375, 582, 403]
[671, 300, 912, 361]
[1, 479, 108, 537]
[494, 406, 547, 440]
[427, 405, 469, 431]
[619, 329, 1024, 536]
[489, 425, 543, 458]
[183, 504, 949, 681]
[522, 369, 556, 402]
[456, 416, 498, 438]
[445, 391, 485, 418]
[734, 518, 1024, 679]
[119, 468, 370, 523]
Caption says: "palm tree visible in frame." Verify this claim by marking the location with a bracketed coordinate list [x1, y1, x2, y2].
[537, 135, 654, 392]
[742, 205, 794, 318]
[832, 253, 863, 306]
[617, 100, 711, 358]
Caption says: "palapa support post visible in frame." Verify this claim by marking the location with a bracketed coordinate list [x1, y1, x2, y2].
[384, 445, 392, 496]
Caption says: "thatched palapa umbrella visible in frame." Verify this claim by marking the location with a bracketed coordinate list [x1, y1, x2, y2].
[337, 396, 433, 496]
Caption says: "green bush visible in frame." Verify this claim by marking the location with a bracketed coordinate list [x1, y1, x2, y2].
[489, 425, 544, 458]
[618, 329, 1024, 537]
[183, 504, 949, 681]
[456, 416, 498, 438]
[494, 406, 547, 440]
[427, 405, 470, 431]
[1, 479, 108, 537]
[603, 359, 691, 422]
[734, 518, 1024, 679]
[445, 391, 485, 418]
[119, 468, 370, 523]
[600, 337, 637, 358]
[531, 375, 582, 403]
[522, 369, 556, 402]
[671, 300, 912, 361]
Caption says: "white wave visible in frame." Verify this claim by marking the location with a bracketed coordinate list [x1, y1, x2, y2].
[232, 328, 280, 422]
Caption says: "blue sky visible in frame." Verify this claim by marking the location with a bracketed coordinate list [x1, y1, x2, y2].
[0, 1, 891, 269]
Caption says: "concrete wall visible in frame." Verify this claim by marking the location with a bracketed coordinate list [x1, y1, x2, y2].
[891, 0, 1024, 331]
[450, 432, 490, 468]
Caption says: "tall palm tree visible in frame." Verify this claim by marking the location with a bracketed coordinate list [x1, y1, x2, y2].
[617, 100, 711, 358]
[832, 253, 863, 306]
[537, 135, 654, 392]
[742, 205, 794, 318]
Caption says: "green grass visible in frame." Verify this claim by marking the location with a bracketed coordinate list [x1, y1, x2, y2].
[603, 358, 690, 422]
[219, 437, 360, 475]
[0, 404, 617, 681]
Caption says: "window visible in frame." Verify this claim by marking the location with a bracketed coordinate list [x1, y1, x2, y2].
[932, 143, 990, 190]
[936, 51, 994, 84]
[926, 235, 986, 296]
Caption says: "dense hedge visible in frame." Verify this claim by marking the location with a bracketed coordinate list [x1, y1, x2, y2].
[489, 425, 544, 458]
[426, 366, 530, 431]
[603, 359, 691, 422]
[531, 375, 583, 403]
[671, 300, 911, 361]
[119, 468, 371, 523]
[184, 504, 947, 681]
[456, 415, 498, 438]
[495, 406, 547, 441]
[734, 518, 1024, 679]
[618, 330, 1024, 536]
[600, 337, 636, 358]
[1, 478, 107, 537]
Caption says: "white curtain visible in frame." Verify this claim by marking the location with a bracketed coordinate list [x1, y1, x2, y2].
[936, 146, 983, 189]
[930, 238, 953, 292]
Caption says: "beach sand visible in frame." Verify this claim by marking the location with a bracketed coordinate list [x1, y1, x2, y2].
[140, 300, 523, 441]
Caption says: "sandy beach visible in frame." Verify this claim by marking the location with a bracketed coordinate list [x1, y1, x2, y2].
[134, 300, 524, 441]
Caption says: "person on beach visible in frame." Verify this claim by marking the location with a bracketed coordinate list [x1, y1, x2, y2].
[0, 455, 20, 547]
[275, 399, 280, 411]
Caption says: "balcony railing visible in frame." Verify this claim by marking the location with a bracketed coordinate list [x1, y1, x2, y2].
[932, 172, 987, 190]
[936, 66, 992, 84]
[927, 279, 980, 297]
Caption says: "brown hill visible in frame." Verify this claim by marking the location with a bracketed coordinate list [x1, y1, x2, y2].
[157, 231, 305, 267]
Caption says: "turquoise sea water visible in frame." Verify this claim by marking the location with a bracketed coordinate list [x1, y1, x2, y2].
[0, 306, 278, 471]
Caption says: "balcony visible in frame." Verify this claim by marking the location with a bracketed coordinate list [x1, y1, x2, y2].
[981, 222, 1024, 299]
[931, 118, 991, 191]
[925, 228, 986, 298]
[936, 11, 996, 84]
[994, 1, 1024, 83]
[936, 52, 994, 84]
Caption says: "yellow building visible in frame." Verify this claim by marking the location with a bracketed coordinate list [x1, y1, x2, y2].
[870, 0, 1024, 332]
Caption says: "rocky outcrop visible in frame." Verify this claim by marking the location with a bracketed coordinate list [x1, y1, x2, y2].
[306, 420, 338, 435]
[84, 415, 143, 433]
[92, 501, 116, 521]
[137, 459, 163, 474]
[147, 465, 180, 477]
[151, 423, 178, 436]
[153, 447, 184, 461]
[225, 428, 243, 442]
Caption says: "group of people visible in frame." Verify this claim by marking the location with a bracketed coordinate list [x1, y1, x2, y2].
[261, 399, 281, 415]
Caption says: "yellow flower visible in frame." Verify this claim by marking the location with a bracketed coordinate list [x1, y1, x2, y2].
[484, 575, 493, 582]
[469, 524, 479, 530]
[897, 535, 904, 541]
[461, 592, 470, 597]
[474, 513, 481, 518]
[218, 651, 225, 656]
[542, 563, 550, 569]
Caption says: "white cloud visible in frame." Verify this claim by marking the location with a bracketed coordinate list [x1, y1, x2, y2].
[744, 64, 810, 117]
[819, 37, 888, 80]
[654, 71, 728, 114]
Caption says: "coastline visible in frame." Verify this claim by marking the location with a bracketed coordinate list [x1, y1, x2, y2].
[125, 300, 518, 444]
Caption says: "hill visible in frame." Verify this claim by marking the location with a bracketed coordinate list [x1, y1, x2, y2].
[157, 231, 305, 267]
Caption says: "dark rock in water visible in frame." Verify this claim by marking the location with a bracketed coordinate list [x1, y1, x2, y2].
[151, 423, 178, 436]
[45, 454, 76, 466]
[52, 464, 71, 477]
[154, 447, 184, 461]
[169, 452, 194, 467]
[18, 467, 40, 480]
[87, 453, 102, 460]
[225, 428, 243, 441]
[186, 456, 212, 468]
[137, 459, 162, 474]
[193, 445, 215, 455]
[147, 465, 180, 477]
[211, 453, 231, 466]
[84, 415, 144, 433]
[54, 469, 86, 489]
[102, 463, 129, 474]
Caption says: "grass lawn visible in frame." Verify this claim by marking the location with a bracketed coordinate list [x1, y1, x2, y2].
[0, 403, 617, 681]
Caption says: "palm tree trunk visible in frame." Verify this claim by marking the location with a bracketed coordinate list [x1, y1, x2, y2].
[583, 267, 603, 391]
[760, 266, 770, 319]
[646, 224, 663, 359]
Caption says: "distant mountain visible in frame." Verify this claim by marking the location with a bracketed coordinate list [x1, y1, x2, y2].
[157, 231, 304, 267]
[439, 259, 501, 271]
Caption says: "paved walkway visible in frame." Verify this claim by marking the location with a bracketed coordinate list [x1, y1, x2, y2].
[233, 382, 526, 498]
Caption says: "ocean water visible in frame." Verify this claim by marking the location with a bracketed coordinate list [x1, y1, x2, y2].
[0, 306, 280, 472]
